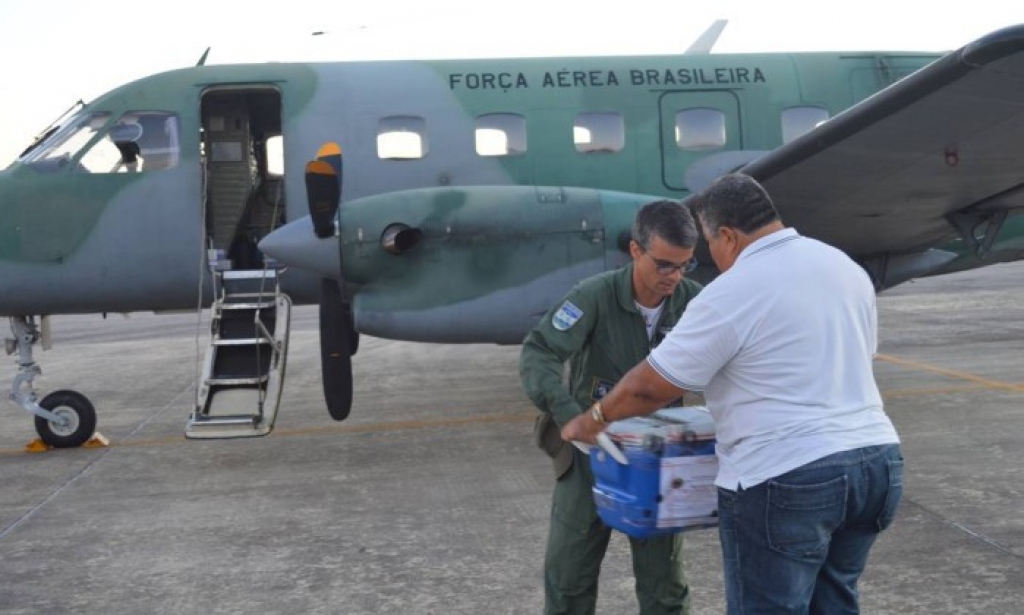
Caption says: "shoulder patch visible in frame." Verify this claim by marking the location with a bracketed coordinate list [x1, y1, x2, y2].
[551, 300, 584, 331]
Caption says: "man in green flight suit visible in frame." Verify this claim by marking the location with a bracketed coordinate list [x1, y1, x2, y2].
[520, 199, 703, 615]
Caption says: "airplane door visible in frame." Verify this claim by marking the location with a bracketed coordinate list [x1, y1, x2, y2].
[658, 91, 742, 192]
[201, 86, 284, 270]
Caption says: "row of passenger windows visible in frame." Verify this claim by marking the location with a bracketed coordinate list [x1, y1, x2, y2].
[375, 106, 831, 160]
[20, 105, 831, 174]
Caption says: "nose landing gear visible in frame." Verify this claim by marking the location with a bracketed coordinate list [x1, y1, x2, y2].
[6, 316, 98, 448]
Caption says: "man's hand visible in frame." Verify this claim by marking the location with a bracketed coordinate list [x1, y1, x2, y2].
[561, 410, 607, 445]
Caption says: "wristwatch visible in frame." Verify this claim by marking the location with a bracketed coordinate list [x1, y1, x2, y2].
[590, 401, 606, 424]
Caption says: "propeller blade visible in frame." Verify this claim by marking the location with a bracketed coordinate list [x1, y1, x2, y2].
[311, 142, 345, 282]
[316, 141, 343, 179]
[320, 278, 353, 421]
[310, 142, 356, 420]
[305, 160, 339, 239]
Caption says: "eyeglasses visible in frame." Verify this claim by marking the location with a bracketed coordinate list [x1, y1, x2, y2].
[642, 250, 698, 275]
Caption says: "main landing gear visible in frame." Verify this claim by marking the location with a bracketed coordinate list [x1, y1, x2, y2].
[5, 316, 97, 448]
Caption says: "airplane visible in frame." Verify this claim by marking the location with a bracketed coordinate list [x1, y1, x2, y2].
[3, 23, 1024, 448]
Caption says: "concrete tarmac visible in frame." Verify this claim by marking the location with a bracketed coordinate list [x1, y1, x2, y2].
[1, 262, 1022, 614]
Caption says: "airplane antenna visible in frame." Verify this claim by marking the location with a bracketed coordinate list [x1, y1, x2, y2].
[196, 47, 211, 66]
[685, 19, 728, 54]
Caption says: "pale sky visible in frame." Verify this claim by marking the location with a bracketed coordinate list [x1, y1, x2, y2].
[0, 0, 1020, 166]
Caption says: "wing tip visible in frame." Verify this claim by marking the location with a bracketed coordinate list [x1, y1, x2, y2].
[961, 23, 1024, 66]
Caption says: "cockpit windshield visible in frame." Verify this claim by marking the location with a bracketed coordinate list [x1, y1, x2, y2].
[20, 111, 180, 173]
[19, 112, 111, 171]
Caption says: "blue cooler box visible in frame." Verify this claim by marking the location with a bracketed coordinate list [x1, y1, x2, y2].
[590, 407, 719, 538]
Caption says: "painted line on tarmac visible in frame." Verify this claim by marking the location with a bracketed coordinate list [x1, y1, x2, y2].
[9, 349, 1023, 456]
[881, 384, 989, 399]
[0, 381, 197, 540]
[0, 410, 537, 455]
[272, 411, 536, 438]
[876, 354, 1024, 394]
[4, 359, 1023, 456]
[3, 354, 1021, 456]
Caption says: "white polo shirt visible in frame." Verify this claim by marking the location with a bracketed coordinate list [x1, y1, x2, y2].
[648, 228, 899, 489]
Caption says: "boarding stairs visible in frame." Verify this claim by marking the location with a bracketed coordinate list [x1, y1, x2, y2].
[185, 268, 291, 439]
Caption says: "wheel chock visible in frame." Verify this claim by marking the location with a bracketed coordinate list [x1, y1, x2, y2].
[24, 438, 51, 453]
[83, 432, 110, 448]
[24, 431, 110, 453]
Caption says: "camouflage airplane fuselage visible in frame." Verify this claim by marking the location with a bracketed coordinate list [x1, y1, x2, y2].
[5, 50, 1021, 343]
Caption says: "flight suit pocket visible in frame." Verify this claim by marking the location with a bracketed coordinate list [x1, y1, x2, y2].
[534, 412, 573, 479]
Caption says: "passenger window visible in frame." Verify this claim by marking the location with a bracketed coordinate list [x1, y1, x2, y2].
[266, 135, 284, 176]
[378, 116, 428, 160]
[781, 106, 829, 143]
[574, 112, 624, 153]
[675, 108, 726, 151]
[475, 113, 526, 157]
[78, 111, 181, 173]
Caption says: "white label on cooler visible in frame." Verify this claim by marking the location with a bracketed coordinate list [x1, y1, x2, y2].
[656, 455, 719, 528]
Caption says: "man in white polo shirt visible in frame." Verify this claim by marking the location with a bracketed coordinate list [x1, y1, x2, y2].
[562, 173, 903, 614]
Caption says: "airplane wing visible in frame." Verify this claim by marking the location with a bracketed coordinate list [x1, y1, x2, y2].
[737, 25, 1024, 270]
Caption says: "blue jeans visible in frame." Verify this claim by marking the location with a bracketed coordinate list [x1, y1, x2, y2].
[717, 444, 903, 614]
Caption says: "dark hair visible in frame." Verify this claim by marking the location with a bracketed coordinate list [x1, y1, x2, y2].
[690, 173, 780, 236]
[631, 199, 699, 249]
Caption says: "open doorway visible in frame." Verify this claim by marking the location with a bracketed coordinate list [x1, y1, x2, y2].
[201, 86, 286, 270]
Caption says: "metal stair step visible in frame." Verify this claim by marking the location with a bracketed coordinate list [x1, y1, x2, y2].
[217, 299, 278, 310]
[222, 270, 279, 281]
[205, 376, 269, 386]
[187, 414, 260, 428]
[212, 337, 272, 346]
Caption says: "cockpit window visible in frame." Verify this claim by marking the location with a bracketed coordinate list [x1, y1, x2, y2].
[20, 112, 111, 172]
[21, 111, 181, 173]
[79, 112, 181, 173]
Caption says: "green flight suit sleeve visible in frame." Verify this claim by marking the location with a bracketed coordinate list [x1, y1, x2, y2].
[519, 287, 598, 428]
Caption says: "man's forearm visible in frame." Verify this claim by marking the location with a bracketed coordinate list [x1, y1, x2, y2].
[562, 360, 687, 444]
[600, 363, 681, 421]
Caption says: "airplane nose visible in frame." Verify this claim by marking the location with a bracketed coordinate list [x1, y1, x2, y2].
[258, 216, 341, 279]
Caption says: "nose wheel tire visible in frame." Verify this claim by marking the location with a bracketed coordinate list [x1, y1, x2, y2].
[34, 390, 97, 448]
